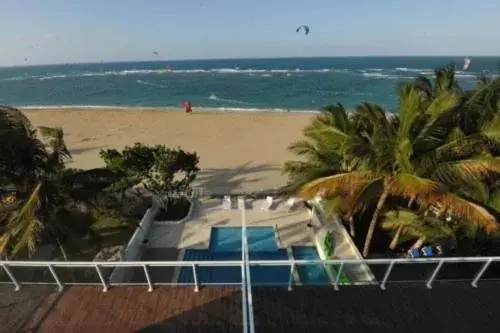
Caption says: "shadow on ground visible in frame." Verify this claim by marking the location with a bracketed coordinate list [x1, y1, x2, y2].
[69, 146, 105, 157]
[194, 162, 278, 194]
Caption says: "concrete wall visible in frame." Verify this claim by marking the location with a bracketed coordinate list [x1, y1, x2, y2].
[312, 204, 376, 284]
[109, 205, 159, 283]
[108, 196, 194, 283]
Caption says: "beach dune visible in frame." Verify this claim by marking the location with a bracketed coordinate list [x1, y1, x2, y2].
[25, 108, 314, 194]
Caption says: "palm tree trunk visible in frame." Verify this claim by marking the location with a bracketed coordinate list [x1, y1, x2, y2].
[55, 237, 69, 261]
[408, 197, 415, 209]
[348, 216, 355, 237]
[411, 237, 426, 249]
[389, 225, 403, 250]
[362, 187, 390, 257]
[47, 223, 69, 261]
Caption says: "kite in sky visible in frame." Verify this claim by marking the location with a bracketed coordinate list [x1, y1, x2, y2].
[296, 25, 310, 35]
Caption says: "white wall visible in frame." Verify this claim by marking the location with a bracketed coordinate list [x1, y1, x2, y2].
[312, 204, 376, 284]
[109, 205, 159, 283]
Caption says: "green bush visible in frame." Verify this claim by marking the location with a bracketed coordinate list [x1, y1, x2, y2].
[100, 142, 199, 202]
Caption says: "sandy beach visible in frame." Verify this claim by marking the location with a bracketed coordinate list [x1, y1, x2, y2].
[24, 108, 314, 194]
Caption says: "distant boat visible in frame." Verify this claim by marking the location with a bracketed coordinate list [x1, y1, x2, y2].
[463, 57, 471, 71]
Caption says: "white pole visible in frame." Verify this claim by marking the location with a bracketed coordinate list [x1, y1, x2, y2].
[143, 264, 153, 292]
[334, 263, 344, 291]
[380, 261, 396, 290]
[1, 264, 20, 291]
[241, 197, 248, 333]
[471, 259, 492, 288]
[94, 264, 108, 292]
[426, 260, 445, 289]
[192, 264, 199, 292]
[47, 265, 64, 292]
[241, 199, 255, 333]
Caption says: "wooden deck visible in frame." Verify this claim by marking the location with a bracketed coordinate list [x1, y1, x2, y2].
[4, 282, 500, 333]
[251, 283, 500, 333]
[19, 286, 242, 333]
[0, 285, 54, 333]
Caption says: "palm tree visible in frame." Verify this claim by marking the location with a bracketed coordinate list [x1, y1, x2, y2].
[282, 104, 366, 235]
[282, 104, 354, 192]
[291, 84, 500, 257]
[381, 209, 461, 250]
[0, 106, 121, 259]
[0, 106, 48, 190]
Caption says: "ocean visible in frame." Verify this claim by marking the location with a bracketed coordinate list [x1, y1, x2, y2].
[0, 57, 499, 112]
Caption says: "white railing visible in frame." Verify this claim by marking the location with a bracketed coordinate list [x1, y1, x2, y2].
[1, 256, 498, 293]
[241, 197, 255, 333]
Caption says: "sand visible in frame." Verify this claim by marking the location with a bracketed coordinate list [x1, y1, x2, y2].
[24, 108, 314, 194]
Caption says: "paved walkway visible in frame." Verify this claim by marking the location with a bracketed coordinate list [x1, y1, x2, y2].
[146, 198, 312, 250]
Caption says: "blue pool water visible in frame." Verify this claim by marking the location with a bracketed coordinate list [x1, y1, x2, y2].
[178, 227, 329, 286]
[292, 246, 329, 285]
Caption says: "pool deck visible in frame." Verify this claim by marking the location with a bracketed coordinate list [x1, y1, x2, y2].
[146, 197, 313, 251]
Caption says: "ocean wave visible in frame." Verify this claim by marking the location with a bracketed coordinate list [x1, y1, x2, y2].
[361, 73, 412, 80]
[18, 104, 321, 113]
[395, 67, 432, 72]
[136, 79, 168, 88]
[1, 66, 484, 83]
[0, 68, 349, 82]
[209, 93, 248, 105]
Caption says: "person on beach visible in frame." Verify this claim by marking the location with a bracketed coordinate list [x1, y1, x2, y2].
[184, 100, 192, 113]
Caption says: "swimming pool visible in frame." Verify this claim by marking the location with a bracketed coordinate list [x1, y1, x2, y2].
[178, 227, 331, 286]
[291, 246, 330, 285]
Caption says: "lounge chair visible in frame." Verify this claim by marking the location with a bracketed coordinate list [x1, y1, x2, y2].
[422, 246, 434, 257]
[408, 248, 420, 258]
[237, 196, 246, 210]
[261, 196, 273, 211]
[222, 195, 231, 210]
[283, 197, 297, 211]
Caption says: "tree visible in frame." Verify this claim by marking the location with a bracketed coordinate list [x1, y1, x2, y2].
[100, 143, 199, 212]
[0, 106, 121, 259]
[380, 209, 465, 250]
[288, 80, 500, 257]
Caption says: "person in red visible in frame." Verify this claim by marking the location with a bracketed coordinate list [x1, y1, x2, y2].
[184, 100, 192, 113]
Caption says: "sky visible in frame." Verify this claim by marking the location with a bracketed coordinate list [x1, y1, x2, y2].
[1, 0, 500, 66]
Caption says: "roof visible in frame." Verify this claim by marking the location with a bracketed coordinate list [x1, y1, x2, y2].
[3, 282, 499, 333]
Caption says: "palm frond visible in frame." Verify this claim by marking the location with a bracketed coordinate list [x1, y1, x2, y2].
[381, 209, 455, 241]
[433, 157, 500, 184]
[38, 126, 71, 163]
[487, 189, 500, 213]
[391, 173, 442, 201]
[1, 183, 44, 256]
[298, 171, 381, 199]
[0, 105, 34, 136]
[421, 193, 498, 233]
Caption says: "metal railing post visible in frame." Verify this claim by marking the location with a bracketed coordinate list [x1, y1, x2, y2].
[192, 264, 199, 292]
[1, 264, 20, 291]
[471, 258, 493, 288]
[47, 265, 64, 292]
[380, 261, 396, 290]
[143, 264, 153, 292]
[334, 263, 344, 291]
[287, 263, 295, 291]
[94, 264, 108, 292]
[426, 260, 445, 289]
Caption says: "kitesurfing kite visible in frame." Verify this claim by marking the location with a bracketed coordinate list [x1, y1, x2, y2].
[152, 50, 158, 56]
[463, 57, 471, 71]
[296, 25, 310, 35]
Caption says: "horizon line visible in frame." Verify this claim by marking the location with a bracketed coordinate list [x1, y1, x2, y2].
[2, 54, 500, 69]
